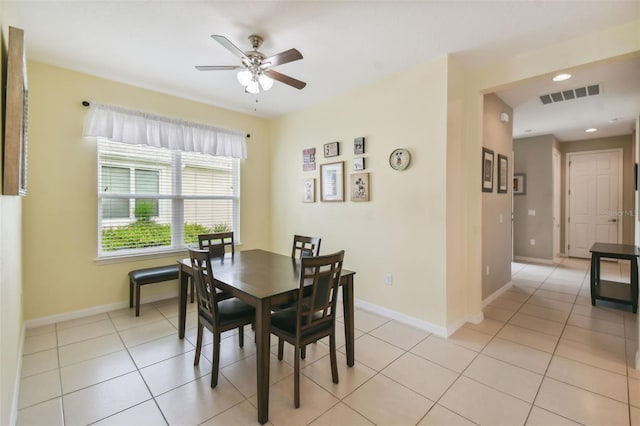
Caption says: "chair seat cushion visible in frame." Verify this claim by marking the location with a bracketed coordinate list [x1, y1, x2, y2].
[270, 307, 330, 337]
[129, 265, 179, 285]
[218, 298, 255, 321]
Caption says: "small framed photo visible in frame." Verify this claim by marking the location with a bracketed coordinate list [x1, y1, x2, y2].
[353, 157, 365, 170]
[302, 147, 316, 171]
[324, 141, 339, 158]
[513, 173, 526, 195]
[320, 161, 344, 201]
[350, 172, 370, 201]
[482, 147, 494, 193]
[497, 154, 508, 194]
[354, 137, 365, 155]
[303, 178, 315, 202]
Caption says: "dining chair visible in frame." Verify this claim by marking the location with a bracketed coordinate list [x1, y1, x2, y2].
[188, 248, 255, 388]
[190, 232, 235, 303]
[291, 234, 321, 259]
[198, 231, 235, 257]
[270, 250, 345, 408]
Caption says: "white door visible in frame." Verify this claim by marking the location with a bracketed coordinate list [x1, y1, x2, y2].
[567, 150, 621, 258]
[553, 148, 561, 258]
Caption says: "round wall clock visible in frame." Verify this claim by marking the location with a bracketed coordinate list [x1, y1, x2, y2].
[389, 148, 411, 171]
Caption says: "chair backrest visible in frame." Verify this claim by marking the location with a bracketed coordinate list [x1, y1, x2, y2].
[296, 250, 344, 334]
[291, 235, 321, 259]
[198, 232, 234, 258]
[188, 248, 220, 327]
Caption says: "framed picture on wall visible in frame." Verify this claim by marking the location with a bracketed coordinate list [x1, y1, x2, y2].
[3, 26, 28, 196]
[482, 147, 494, 193]
[497, 154, 508, 194]
[303, 178, 315, 202]
[350, 172, 370, 201]
[514, 173, 526, 195]
[324, 141, 339, 158]
[320, 161, 344, 201]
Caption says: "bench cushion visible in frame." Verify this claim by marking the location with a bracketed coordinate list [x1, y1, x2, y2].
[129, 265, 179, 285]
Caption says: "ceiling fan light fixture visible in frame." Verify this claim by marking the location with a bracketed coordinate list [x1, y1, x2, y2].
[237, 69, 252, 86]
[246, 79, 260, 94]
[259, 74, 274, 91]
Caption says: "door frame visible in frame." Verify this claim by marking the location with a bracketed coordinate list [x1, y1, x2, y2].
[553, 147, 561, 258]
[565, 148, 623, 257]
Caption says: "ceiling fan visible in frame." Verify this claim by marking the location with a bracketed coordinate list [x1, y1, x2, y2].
[196, 34, 306, 94]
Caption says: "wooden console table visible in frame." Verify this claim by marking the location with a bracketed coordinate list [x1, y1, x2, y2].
[590, 242, 640, 313]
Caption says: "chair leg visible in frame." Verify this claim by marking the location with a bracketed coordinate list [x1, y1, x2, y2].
[129, 278, 134, 308]
[211, 332, 221, 388]
[194, 323, 203, 366]
[135, 283, 141, 317]
[301, 345, 306, 359]
[190, 278, 194, 304]
[278, 338, 284, 360]
[329, 333, 339, 384]
[294, 343, 300, 408]
[238, 325, 245, 348]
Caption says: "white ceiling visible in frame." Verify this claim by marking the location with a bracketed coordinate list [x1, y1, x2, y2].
[5, 1, 640, 142]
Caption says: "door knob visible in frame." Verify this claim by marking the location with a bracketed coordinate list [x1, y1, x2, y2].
[609, 218, 618, 222]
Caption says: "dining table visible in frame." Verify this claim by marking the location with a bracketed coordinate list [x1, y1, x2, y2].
[176, 249, 356, 424]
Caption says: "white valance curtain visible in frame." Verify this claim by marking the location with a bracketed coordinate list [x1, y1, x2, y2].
[83, 103, 247, 159]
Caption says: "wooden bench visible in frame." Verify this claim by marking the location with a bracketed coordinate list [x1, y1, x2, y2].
[129, 265, 179, 316]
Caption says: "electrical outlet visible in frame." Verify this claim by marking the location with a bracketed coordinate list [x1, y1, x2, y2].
[486, 265, 490, 276]
[385, 273, 393, 286]
[530, 239, 536, 245]
[528, 210, 536, 216]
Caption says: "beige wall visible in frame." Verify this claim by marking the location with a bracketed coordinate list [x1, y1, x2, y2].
[23, 61, 270, 320]
[513, 135, 556, 260]
[269, 57, 451, 328]
[0, 16, 25, 426]
[482, 94, 513, 298]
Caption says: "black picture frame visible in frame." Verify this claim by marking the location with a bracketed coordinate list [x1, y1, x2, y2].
[497, 154, 508, 194]
[482, 147, 494, 193]
[324, 141, 339, 158]
[514, 173, 526, 195]
[354, 137, 365, 155]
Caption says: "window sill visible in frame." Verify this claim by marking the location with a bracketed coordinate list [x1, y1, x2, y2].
[94, 242, 242, 265]
[94, 247, 189, 265]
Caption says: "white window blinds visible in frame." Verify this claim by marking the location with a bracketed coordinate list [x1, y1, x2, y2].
[98, 139, 239, 256]
[84, 103, 247, 159]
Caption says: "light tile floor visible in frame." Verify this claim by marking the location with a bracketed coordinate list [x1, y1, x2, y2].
[16, 258, 640, 425]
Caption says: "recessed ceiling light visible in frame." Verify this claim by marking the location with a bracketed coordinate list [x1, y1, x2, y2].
[585, 128, 598, 133]
[553, 73, 572, 82]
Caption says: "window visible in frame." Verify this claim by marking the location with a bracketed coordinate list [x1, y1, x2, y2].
[98, 139, 239, 256]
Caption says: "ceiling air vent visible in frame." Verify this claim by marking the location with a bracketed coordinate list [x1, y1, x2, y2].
[539, 83, 601, 105]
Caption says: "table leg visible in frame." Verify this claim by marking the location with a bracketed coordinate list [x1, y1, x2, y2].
[632, 257, 638, 314]
[178, 265, 188, 339]
[590, 254, 597, 306]
[341, 275, 355, 367]
[255, 299, 271, 424]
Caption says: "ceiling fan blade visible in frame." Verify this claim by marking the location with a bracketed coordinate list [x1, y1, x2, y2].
[263, 48, 303, 68]
[211, 35, 249, 61]
[264, 69, 306, 90]
[195, 65, 243, 71]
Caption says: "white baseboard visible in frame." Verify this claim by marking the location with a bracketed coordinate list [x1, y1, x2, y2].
[354, 298, 483, 338]
[25, 290, 180, 329]
[514, 256, 555, 265]
[482, 281, 513, 308]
